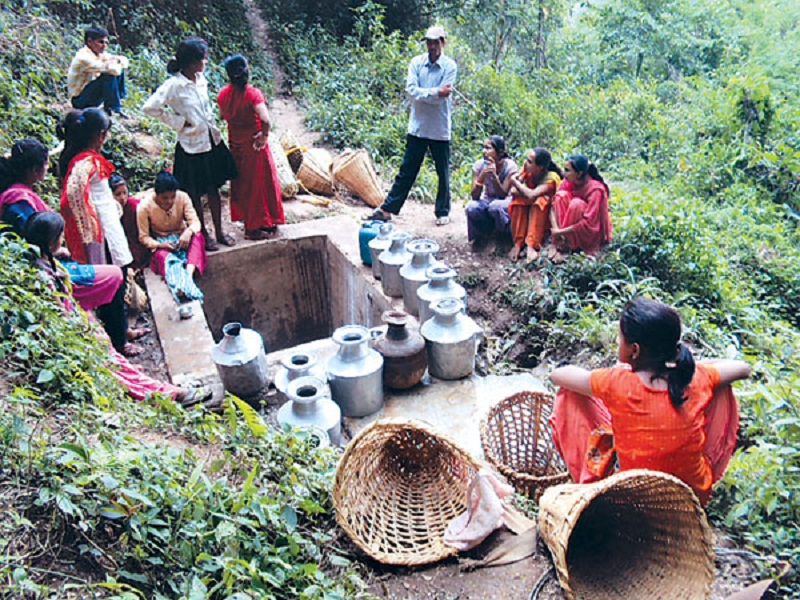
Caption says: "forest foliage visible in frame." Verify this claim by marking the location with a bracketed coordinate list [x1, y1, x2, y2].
[263, 0, 800, 594]
[0, 0, 799, 597]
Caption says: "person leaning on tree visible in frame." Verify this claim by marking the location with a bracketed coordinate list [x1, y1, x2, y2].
[67, 26, 129, 118]
[367, 26, 457, 227]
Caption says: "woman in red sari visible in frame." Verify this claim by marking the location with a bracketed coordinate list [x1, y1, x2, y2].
[217, 54, 284, 241]
[550, 154, 612, 260]
[549, 297, 750, 505]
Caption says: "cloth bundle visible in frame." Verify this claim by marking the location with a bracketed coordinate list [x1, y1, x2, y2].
[157, 235, 203, 304]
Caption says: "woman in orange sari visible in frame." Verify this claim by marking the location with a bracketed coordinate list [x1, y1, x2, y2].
[550, 154, 611, 259]
[507, 147, 562, 262]
[549, 297, 750, 505]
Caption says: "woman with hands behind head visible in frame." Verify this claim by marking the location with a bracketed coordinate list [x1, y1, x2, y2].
[549, 297, 750, 505]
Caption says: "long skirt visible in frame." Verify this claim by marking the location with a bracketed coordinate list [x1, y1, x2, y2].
[229, 141, 285, 230]
[549, 386, 739, 502]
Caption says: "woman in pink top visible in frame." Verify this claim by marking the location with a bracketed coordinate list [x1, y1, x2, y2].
[217, 54, 284, 241]
[550, 154, 612, 260]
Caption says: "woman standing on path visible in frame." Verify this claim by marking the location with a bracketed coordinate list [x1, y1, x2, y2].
[217, 54, 284, 240]
[143, 37, 238, 252]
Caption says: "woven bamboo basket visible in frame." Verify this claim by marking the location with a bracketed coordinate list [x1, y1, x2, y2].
[480, 391, 570, 500]
[332, 149, 384, 208]
[279, 129, 304, 173]
[538, 469, 715, 600]
[296, 149, 334, 196]
[333, 418, 481, 566]
[268, 132, 298, 199]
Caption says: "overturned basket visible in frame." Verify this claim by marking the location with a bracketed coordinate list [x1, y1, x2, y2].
[539, 469, 715, 600]
[296, 148, 334, 196]
[334, 419, 480, 566]
[332, 148, 384, 208]
[480, 391, 570, 499]
[279, 129, 304, 173]
[268, 132, 298, 199]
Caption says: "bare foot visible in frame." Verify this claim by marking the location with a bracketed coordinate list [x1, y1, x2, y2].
[526, 246, 539, 262]
[508, 245, 522, 261]
[545, 245, 558, 260]
[551, 250, 568, 263]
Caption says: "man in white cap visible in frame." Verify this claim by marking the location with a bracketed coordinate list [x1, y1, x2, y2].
[368, 25, 457, 226]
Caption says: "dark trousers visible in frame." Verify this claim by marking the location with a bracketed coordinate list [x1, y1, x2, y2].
[71, 72, 126, 113]
[95, 266, 128, 353]
[381, 134, 451, 218]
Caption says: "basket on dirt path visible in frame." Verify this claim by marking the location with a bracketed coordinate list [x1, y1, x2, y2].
[296, 148, 334, 196]
[268, 132, 298, 199]
[333, 418, 481, 566]
[480, 391, 570, 500]
[332, 148, 384, 208]
[538, 469, 715, 600]
[279, 129, 304, 173]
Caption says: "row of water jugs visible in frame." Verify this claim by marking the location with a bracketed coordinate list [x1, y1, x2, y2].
[212, 223, 482, 449]
[363, 221, 467, 323]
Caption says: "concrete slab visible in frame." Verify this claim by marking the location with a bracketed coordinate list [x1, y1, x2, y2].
[144, 269, 223, 400]
[266, 338, 548, 459]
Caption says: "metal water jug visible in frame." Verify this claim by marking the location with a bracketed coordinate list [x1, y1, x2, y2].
[278, 376, 342, 446]
[212, 322, 269, 397]
[274, 351, 327, 394]
[379, 231, 411, 298]
[399, 239, 440, 316]
[420, 298, 482, 380]
[368, 222, 394, 279]
[373, 310, 427, 389]
[326, 325, 384, 417]
[417, 264, 467, 325]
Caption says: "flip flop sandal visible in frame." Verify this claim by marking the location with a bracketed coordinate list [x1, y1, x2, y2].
[126, 326, 151, 341]
[122, 342, 145, 357]
[435, 216, 450, 226]
[180, 386, 213, 408]
[217, 233, 236, 247]
[205, 238, 219, 252]
[363, 208, 391, 222]
[245, 229, 270, 241]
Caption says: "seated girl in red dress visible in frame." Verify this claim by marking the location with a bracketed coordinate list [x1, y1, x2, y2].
[549, 297, 751, 505]
[550, 154, 612, 260]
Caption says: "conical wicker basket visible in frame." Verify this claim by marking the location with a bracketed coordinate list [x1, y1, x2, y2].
[279, 129, 304, 173]
[268, 132, 298, 199]
[538, 469, 715, 600]
[332, 149, 384, 208]
[480, 391, 570, 500]
[333, 418, 481, 566]
[297, 149, 334, 196]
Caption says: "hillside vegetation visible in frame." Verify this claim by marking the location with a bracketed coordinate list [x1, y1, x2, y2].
[1, 0, 799, 597]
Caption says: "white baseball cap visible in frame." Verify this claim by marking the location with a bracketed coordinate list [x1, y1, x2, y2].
[424, 26, 446, 41]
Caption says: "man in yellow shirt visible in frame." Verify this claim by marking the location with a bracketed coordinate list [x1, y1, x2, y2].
[67, 26, 129, 117]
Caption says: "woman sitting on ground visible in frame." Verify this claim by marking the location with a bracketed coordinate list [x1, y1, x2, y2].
[109, 173, 151, 271]
[23, 211, 210, 407]
[550, 154, 612, 259]
[465, 135, 519, 244]
[137, 171, 207, 303]
[549, 297, 750, 505]
[0, 138, 147, 353]
[507, 147, 562, 262]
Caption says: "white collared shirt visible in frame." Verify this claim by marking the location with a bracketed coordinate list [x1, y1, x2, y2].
[142, 72, 223, 154]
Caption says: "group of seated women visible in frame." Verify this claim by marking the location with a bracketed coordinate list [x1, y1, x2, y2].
[0, 120, 211, 407]
[466, 135, 612, 262]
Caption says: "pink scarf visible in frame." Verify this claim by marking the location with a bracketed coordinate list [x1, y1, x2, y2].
[0, 183, 51, 219]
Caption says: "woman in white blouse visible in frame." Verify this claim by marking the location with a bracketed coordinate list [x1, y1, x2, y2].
[143, 37, 237, 252]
